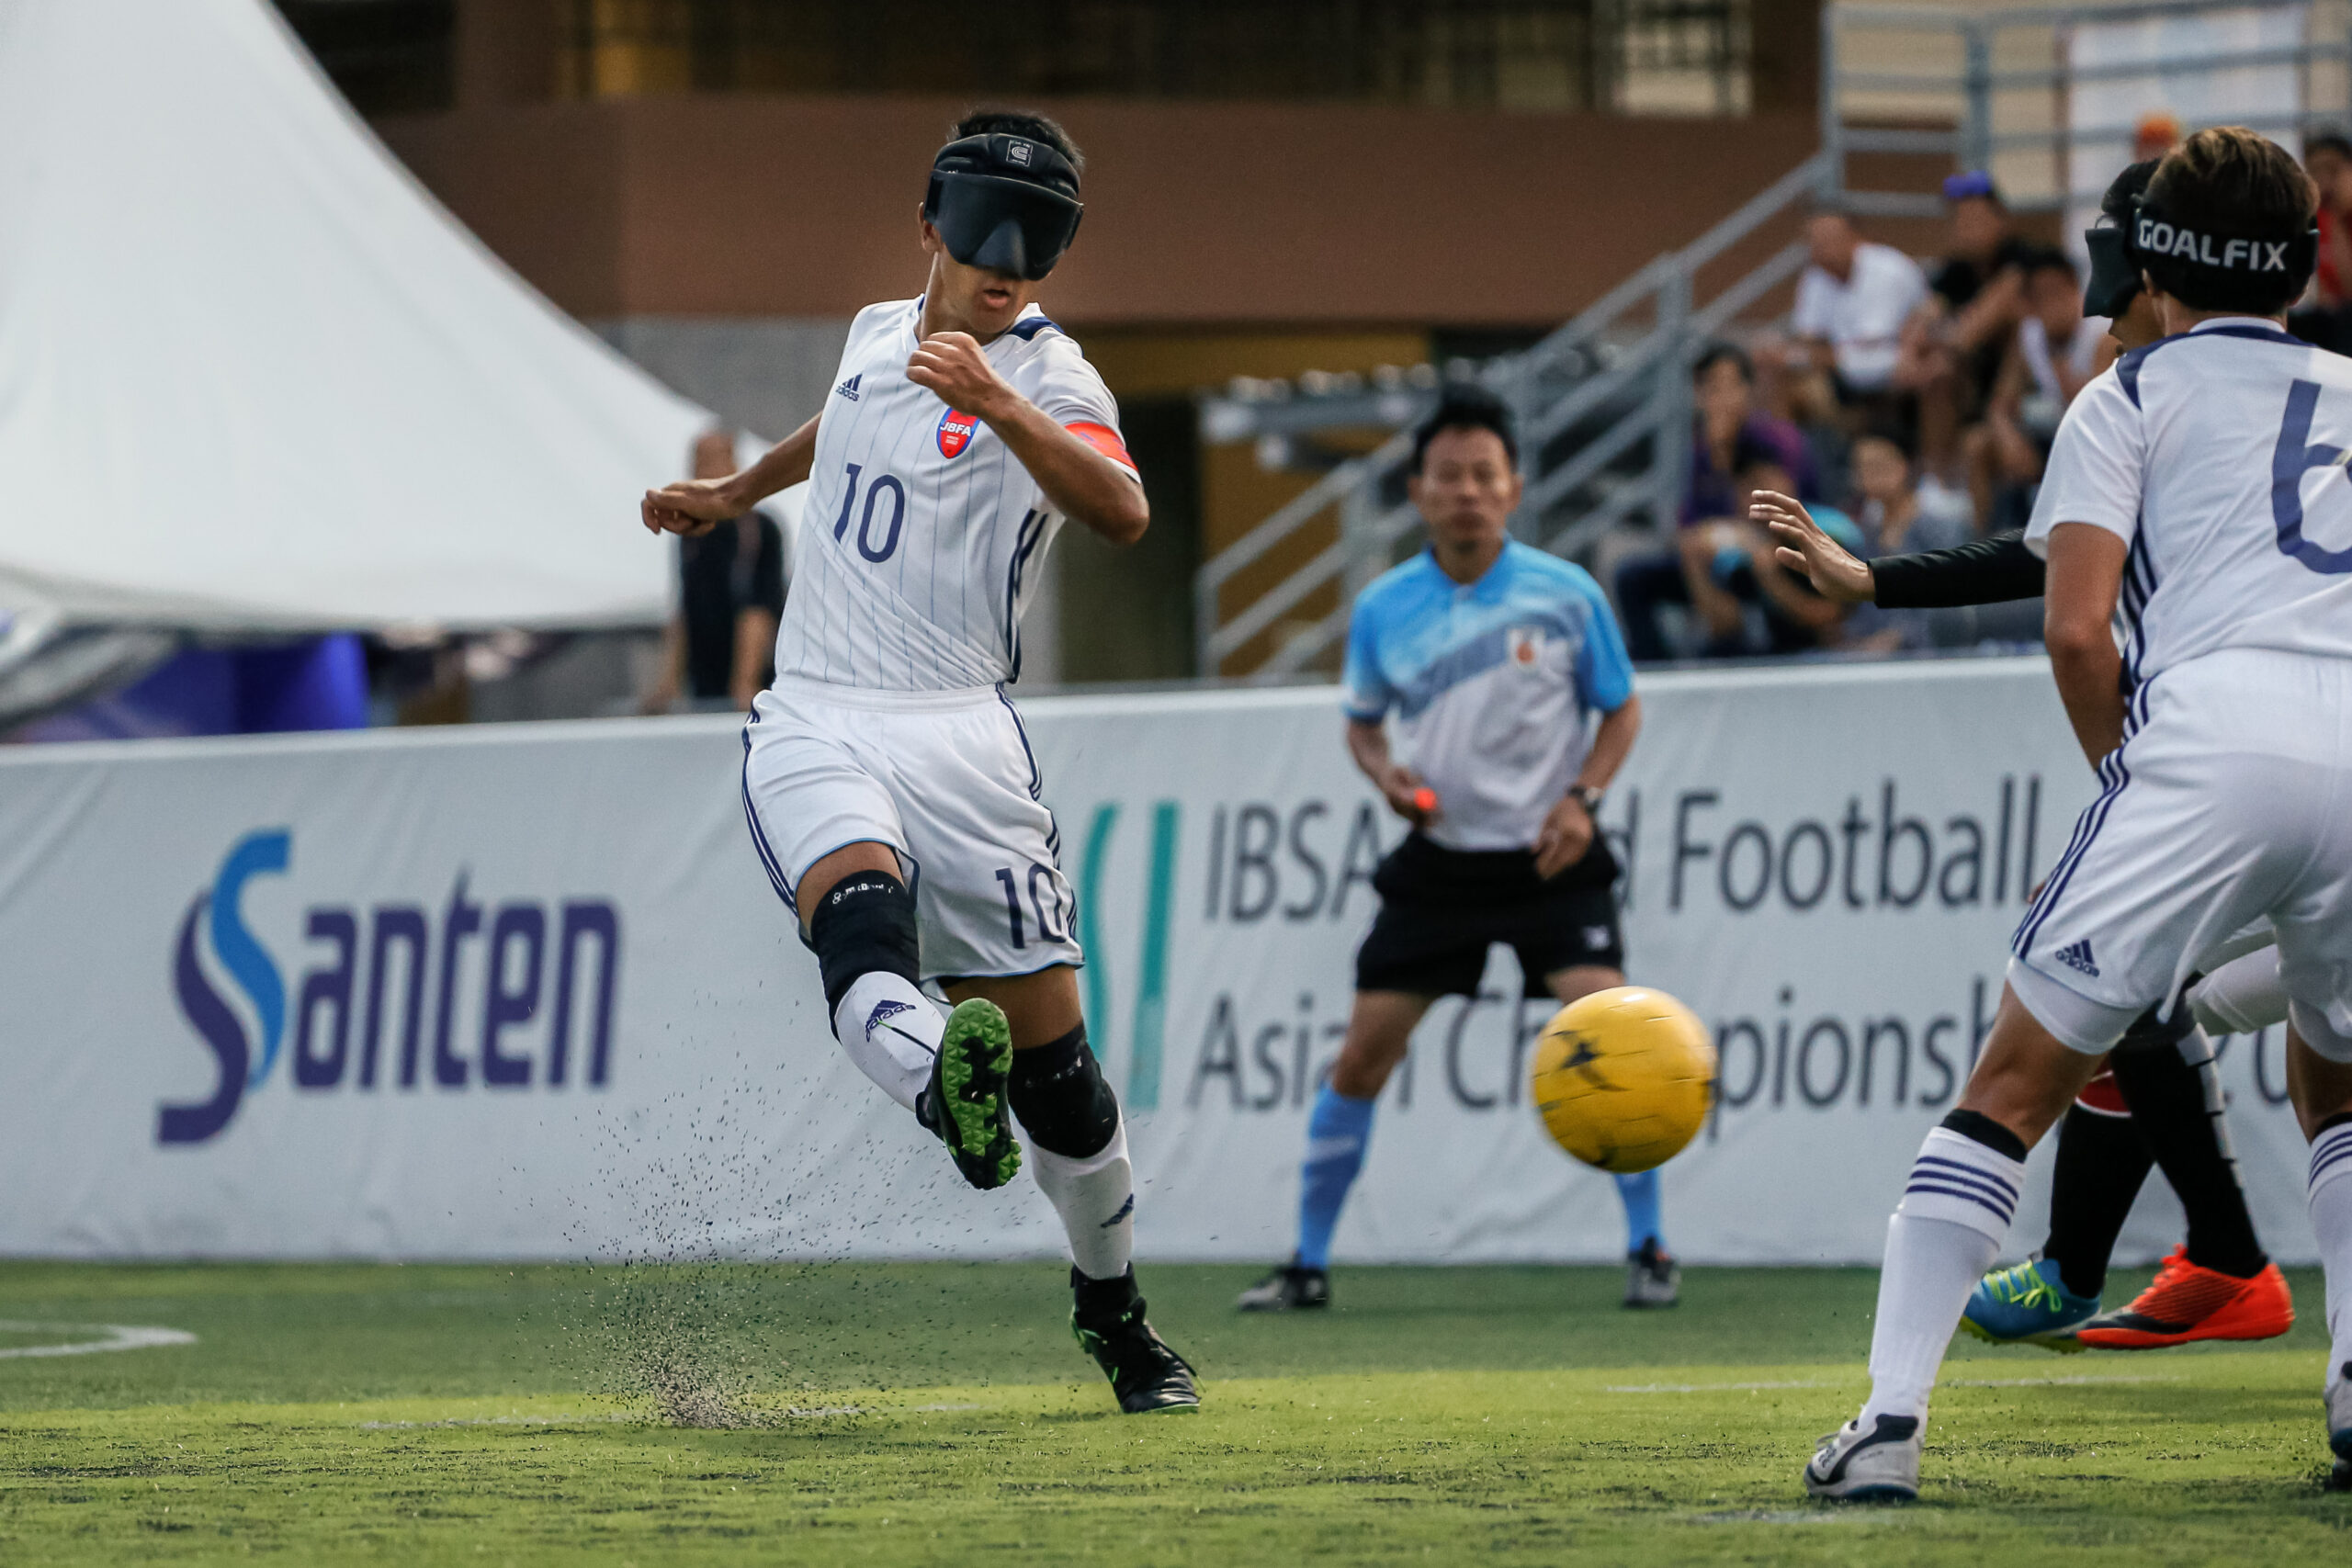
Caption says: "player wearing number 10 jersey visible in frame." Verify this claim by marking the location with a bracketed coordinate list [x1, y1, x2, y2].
[640, 108, 1198, 1415]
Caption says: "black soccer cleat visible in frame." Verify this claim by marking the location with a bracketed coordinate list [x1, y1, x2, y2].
[915, 998, 1021, 1190]
[1071, 1268, 1200, 1415]
[1235, 1259, 1331, 1313]
[1623, 1237, 1680, 1309]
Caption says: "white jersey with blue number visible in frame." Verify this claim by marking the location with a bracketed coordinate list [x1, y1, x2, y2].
[773, 298, 1131, 693]
[1344, 540, 1634, 852]
[2025, 318, 2352, 687]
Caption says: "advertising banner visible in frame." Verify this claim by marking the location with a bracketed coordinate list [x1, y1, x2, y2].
[0, 659, 2321, 1264]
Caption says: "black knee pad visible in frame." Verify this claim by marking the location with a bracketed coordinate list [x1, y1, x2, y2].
[1939, 1106, 2028, 1162]
[805, 870, 919, 1012]
[1009, 1023, 1120, 1157]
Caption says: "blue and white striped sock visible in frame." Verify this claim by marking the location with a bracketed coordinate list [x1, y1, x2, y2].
[1296, 1087, 1375, 1271]
[2306, 1120, 2352, 1388]
[1861, 1127, 2025, 1426]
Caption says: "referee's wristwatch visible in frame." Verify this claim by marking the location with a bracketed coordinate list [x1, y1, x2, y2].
[1566, 784, 1604, 818]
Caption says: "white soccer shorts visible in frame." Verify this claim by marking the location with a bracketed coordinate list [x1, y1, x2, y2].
[2010, 648, 2352, 1062]
[740, 676, 1082, 983]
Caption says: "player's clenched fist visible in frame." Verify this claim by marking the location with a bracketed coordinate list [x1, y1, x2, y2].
[908, 332, 1016, 420]
[641, 477, 737, 537]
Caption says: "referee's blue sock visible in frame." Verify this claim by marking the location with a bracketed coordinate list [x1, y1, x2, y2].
[1296, 1086, 1376, 1271]
[1614, 1168, 1663, 1255]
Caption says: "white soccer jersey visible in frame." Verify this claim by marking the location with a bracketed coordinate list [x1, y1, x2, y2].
[772, 298, 1135, 693]
[2025, 319, 2352, 686]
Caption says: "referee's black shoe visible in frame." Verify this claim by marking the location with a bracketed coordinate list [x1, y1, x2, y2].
[1072, 1268, 1200, 1415]
[1235, 1258, 1331, 1313]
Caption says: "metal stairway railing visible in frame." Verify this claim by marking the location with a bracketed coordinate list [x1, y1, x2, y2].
[1193, 149, 1832, 680]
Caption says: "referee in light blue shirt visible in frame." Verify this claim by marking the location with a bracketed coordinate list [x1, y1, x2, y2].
[1237, 387, 1677, 1312]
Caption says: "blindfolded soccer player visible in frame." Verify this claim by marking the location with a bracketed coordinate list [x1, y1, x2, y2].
[1754, 160, 2295, 1359]
[640, 111, 1197, 1415]
[1789, 127, 2352, 1501]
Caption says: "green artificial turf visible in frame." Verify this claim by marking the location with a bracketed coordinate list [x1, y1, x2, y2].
[0, 1260, 2344, 1563]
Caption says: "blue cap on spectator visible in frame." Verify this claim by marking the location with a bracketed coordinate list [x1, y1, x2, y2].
[1942, 169, 2000, 203]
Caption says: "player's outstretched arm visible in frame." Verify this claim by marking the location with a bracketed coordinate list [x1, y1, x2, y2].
[1867, 531, 2042, 609]
[1751, 490, 1875, 604]
[908, 332, 1149, 546]
[641, 416, 821, 537]
[2042, 522, 2129, 765]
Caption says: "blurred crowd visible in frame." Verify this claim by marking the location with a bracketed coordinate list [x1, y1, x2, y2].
[1610, 122, 2352, 663]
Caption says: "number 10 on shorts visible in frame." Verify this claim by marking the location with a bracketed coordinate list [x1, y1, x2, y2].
[995, 863, 1067, 949]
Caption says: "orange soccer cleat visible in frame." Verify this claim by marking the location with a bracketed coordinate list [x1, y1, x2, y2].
[2075, 1246, 2294, 1349]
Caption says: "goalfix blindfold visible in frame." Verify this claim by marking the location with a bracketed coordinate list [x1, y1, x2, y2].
[2126, 197, 2317, 312]
[924, 134, 1085, 281]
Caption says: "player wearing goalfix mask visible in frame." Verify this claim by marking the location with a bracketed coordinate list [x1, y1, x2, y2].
[641, 110, 1196, 1415]
[1794, 128, 2352, 1502]
[1756, 158, 2295, 1357]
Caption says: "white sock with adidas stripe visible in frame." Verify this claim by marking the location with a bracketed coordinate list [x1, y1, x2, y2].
[2308, 1119, 2352, 1395]
[831, 973, 940, 1113]
[1860, 1126, 2026, 1426]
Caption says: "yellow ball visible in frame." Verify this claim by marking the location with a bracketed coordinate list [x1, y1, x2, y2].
[1529, 986, 1715, 1174]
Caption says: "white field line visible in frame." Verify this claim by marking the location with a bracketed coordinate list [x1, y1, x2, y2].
[1606, 1379, 1834, 1393]
[1946, 1373, 2184, 1388]
[1610, 1373, 2183, 1394]
[0, 1321, 196, 1360]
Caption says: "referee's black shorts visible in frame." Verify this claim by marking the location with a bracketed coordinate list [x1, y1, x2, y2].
[1353, 831, 1625, 1000]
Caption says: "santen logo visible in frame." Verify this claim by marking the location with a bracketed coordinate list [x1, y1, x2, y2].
[160, 829, 623, 1145]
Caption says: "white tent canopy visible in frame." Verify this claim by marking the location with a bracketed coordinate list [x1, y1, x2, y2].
[0, 0, 715, 631]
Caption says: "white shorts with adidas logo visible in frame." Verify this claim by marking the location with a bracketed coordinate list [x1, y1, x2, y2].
[2009, 647, 2352, 1062]
[740, 676, 1082, 984]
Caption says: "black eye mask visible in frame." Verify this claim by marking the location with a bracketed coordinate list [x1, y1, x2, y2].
[2082, 223, 2140, 320]
[923, 135, 1085, 281]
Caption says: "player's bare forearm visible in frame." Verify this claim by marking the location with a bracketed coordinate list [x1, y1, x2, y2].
[1577, 696, 1641, 793]
[2043, 522, 2130, 765]
[725, 418, 821, 508]
[641, 417, 820, 536]
[984, 394, 1149, 546]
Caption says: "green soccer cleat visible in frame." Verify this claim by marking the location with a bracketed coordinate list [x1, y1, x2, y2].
[1960, 1258, 2098, 1351]
[918, 998, 1021, 1190]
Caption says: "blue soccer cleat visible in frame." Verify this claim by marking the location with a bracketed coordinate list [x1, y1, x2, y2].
[1960, 1259, 2098, 1351]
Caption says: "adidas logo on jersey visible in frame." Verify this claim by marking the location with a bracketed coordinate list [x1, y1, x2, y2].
[2054, 939, 2100, 977]
[834, 373, 862, 401]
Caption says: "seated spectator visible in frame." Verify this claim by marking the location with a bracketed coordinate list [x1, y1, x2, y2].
[2293, 131, 2352, 353]
[1967, 249, 2101, 534]
[1895, 172, 2035, 479]
[1615, 346, 1819, 660]
[1838, 429, 1974, 653]
[1666, 443, 1859, 659]
[1786, 209, 1929, 433]
[1685, 342, 1816, 524]
[639, 428, 787, 714]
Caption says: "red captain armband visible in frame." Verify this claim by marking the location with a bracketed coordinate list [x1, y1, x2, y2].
[1065, 421, 1138, 473]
